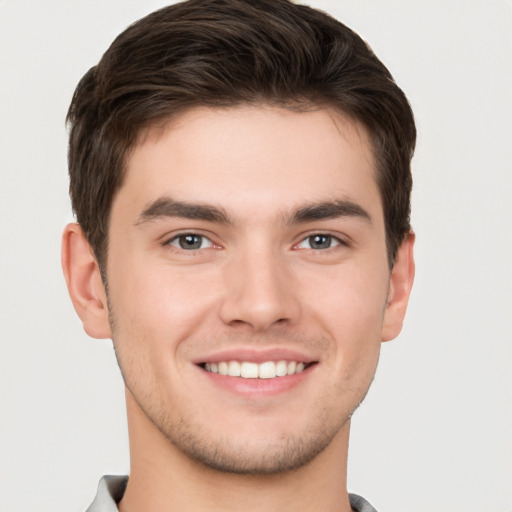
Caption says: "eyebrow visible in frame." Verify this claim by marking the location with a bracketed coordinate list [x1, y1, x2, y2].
[135, 197, 233, 226]
[288, 199, 371, 224]
[135, 196, 371, 227]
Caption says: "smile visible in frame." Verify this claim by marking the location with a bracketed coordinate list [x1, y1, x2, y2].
[202, 360, 311, 379]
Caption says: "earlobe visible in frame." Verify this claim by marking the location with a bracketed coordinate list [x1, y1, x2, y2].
[381, 232, 415, 342]
[61, 223, 112, 339]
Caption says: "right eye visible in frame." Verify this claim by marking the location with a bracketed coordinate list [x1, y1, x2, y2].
[166, 233, 214, 251]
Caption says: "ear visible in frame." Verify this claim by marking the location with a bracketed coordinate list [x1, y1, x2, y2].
[381, 232, 415, 342]
[61, 223, 112, 339]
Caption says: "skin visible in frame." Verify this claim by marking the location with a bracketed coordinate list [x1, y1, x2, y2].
[62, 106, 415, 512]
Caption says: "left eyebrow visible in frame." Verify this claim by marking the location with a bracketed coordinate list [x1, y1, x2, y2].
[287, 200, 372, 224]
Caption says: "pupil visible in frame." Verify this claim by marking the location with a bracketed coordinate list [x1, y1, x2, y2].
[179, 234, 201, 249]
[311, 235, 331, 249]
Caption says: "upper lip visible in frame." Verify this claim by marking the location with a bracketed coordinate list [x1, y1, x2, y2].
[192, 347, 318, 365]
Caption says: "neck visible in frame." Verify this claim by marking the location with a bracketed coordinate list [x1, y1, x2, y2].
[119, 390, 353, 512]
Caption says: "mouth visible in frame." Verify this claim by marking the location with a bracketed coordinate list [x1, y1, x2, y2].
[199, 360, 316, 379]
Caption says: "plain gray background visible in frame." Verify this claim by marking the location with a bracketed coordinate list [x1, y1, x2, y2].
[1, 1, 511, 511]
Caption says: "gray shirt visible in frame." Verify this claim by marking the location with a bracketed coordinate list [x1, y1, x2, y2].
[86, 475, 378, 512]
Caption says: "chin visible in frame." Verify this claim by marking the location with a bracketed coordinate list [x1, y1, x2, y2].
[153, 411, 351, 476]
[178, 437, 334, 475]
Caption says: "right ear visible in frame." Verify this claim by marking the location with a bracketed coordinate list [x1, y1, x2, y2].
[61, 223, 112, 339]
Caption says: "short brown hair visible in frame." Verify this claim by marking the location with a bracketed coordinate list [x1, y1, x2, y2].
[67, 0, 416, 269]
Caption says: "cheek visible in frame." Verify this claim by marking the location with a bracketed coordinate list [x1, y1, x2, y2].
[306, 260, 388, 328]
[108, 260, 219, 350]
[305, 263, 388, 372]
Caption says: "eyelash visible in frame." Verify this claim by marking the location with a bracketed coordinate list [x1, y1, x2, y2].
[163, 232, 347, 252]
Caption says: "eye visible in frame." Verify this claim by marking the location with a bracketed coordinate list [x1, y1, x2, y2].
[296, 234, 342, 250]
[167, 233, 214, 250]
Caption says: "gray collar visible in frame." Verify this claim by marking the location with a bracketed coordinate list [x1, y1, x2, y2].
[85, 475, 127, 512]
[85, 475, 378, 512]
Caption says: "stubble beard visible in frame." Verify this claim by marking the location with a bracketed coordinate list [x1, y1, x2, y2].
[107, 298, 376, 476]
[146, 405, 349, 476]
[118, 359, 373, 476]
[134, 397, 351, 475]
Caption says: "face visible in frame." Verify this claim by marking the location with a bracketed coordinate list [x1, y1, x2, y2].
[103, 106, 400, 474]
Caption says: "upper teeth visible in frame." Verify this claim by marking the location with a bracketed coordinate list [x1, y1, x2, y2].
[204, 360, 306, 379]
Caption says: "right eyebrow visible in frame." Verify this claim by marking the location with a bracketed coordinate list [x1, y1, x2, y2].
[134, 197, 233, 226]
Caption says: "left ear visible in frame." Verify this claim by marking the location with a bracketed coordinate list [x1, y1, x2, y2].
[381, 231, 415, 342]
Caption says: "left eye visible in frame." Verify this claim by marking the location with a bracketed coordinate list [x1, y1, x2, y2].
[296, 234, 341, 250]
[167, 234, 214, 250]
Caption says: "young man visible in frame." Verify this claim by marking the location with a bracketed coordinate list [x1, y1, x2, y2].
[61, 1, 416, 511]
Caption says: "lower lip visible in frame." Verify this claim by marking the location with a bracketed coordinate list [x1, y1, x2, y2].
[198, 365, 315, 398]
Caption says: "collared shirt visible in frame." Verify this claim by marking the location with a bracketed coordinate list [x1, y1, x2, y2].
[86, 475, 379, 512]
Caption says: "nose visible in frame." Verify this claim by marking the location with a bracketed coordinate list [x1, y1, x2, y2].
[219, 245, 301, 332]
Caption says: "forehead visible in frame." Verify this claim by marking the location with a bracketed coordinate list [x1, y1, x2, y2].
[116, 105, 381, 223]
